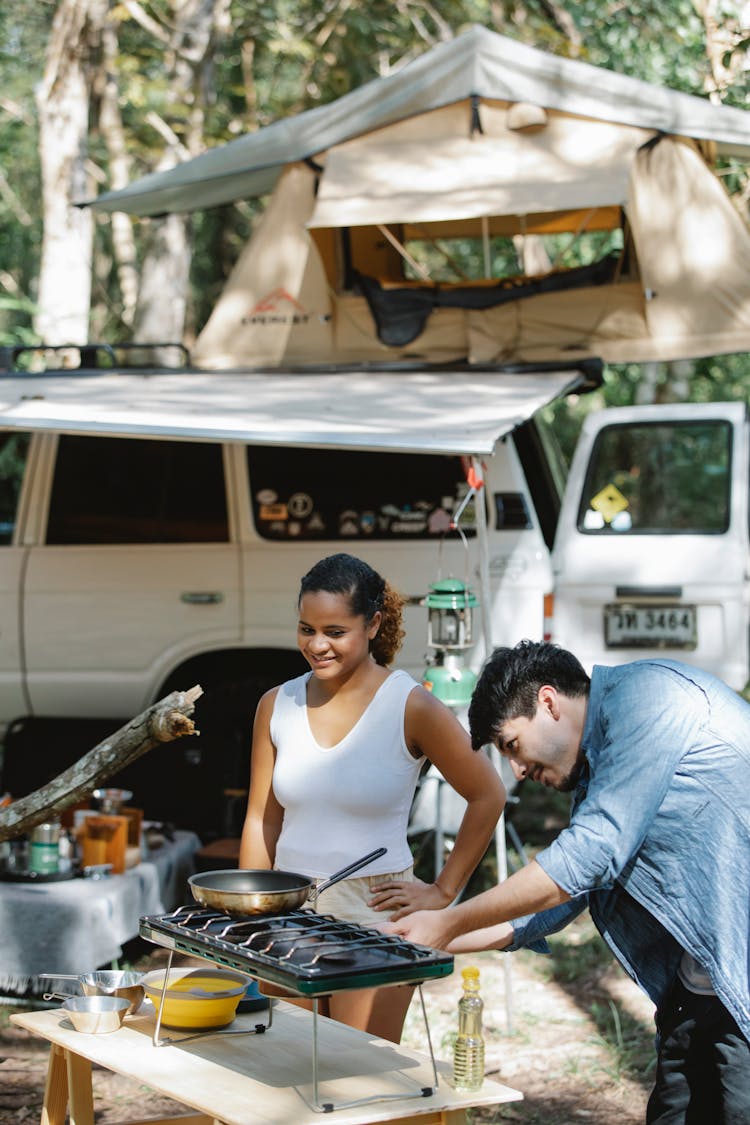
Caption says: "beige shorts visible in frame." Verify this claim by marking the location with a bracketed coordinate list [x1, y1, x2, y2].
[312, 866, 414, 926]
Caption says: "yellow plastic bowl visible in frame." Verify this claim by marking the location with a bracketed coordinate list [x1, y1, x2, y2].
[142, 968, 251, 1030]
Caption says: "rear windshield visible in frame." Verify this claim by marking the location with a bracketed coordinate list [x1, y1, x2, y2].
[577, 419, 732, 534]
[247, 446, 476, 541]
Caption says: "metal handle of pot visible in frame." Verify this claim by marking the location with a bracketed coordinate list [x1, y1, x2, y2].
[311, 847, 387, 899]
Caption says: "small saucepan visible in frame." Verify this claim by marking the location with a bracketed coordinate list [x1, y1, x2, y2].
[41, 970, 145, 1015]
[188, 847, 387, 917]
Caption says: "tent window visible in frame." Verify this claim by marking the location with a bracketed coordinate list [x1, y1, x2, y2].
[247, 447, 477, 541]
[401, 228, 624, 284]
[577, 421, 732, 535]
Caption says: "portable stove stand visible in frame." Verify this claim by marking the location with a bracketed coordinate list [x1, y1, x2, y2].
[141, 907, 453, 1115]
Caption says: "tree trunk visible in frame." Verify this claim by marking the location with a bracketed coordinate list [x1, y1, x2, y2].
[133, 0, 230, 346]
[0, 686, 202, 842]
[34, 0, 99, 346]
[93, 3, 139, 329]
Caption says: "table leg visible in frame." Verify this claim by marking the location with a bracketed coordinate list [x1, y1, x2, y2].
[66, 1050, 95, 1125]
[41, 1045, 68, 1125]
[367, 1111, 466, 1125]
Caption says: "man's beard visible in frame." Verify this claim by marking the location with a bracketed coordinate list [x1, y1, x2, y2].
[556, 751, 585, 793]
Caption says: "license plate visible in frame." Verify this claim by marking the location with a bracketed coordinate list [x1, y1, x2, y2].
[604, 604, 697, 649]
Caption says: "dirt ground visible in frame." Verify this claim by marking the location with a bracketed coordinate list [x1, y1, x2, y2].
[0, 912, 656, 1125]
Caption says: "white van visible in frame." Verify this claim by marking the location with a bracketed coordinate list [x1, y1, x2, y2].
[0, 358, 588, 833]
[549, 401, 749, 690]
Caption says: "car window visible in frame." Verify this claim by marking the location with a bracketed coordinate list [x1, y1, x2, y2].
[577, 420, 731, 534]
[0, 432, 30, 545]
[247, 446, 476, 540]
[46, 435, 229, 544]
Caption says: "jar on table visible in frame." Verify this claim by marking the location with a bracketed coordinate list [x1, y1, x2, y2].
[29, 821, 61, 875]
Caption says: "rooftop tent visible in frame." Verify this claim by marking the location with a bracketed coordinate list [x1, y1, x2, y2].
[86, 25, 750, 369]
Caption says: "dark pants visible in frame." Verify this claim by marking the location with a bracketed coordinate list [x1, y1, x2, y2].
[647, 978, 750, 1125]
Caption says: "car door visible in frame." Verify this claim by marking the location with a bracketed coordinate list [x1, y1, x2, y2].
[551, 401, 750, 690]
[22, 433, 242, 719]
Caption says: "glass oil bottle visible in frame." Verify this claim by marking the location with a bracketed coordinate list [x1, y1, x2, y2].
[453, 965, 485, 1091]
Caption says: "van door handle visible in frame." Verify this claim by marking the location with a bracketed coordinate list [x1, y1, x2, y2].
[615, 585, 682, 599]
[180, 592, 224, 605]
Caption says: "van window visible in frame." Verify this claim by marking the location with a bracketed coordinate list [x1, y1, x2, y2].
[47, 435, 228, 544]
[0, 432, 30, 544]
[247, 446, 476, 540]
[578, 420, 731, 535]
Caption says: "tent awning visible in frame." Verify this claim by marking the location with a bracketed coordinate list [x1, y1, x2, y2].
[85, 25, 750, 218]
[0, 368, 588, 456]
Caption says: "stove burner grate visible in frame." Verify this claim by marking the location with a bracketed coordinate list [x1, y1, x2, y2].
[139, 905, 453, 996]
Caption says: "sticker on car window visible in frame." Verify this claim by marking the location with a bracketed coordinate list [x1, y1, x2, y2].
[259, 503, 288, 521]
[590, 484, 629, 525]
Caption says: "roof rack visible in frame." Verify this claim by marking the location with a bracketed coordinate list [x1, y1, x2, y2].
[0, 342, 190, 374]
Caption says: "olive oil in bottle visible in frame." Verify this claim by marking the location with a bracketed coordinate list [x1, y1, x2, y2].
[453, 965, 485, 1091]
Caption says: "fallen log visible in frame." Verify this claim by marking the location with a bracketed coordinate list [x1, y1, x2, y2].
[0, 685, 203, 842]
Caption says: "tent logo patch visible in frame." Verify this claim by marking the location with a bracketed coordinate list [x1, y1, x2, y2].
[243, 288, 311, 326]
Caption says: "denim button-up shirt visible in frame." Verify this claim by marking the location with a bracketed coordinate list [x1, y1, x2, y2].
[509, 659, 750, 1040]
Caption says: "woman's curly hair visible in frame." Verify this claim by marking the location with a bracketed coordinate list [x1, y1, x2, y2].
[298, 553, 405, 666]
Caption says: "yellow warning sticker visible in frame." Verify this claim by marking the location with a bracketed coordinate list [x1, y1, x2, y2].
[590, 484, 629, 524]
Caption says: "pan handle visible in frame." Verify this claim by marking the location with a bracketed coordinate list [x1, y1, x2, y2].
[313, 847, 387, 898]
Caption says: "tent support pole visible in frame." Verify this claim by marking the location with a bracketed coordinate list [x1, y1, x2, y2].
[481, 216, 491, 278]
[472, 456, 513, 1033]
[376, 225, 432, 281]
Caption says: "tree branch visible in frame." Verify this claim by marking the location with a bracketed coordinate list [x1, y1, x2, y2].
[0, 686, 203, 842]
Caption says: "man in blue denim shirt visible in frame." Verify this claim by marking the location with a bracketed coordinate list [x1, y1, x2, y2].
[386, 641, 750, 1124]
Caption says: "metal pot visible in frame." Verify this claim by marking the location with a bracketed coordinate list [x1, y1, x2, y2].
[188, 846, 387, 917]
[62, 995, 129, 1034]
[41, 970, 145, 1015]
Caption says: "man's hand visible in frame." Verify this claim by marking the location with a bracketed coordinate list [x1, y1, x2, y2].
[382, 860, 571, 950]
[380, 907, 456, 949]
[368, 878, 452, 920]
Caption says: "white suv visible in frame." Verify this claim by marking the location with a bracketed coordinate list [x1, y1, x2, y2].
[0, 355, 585, 837]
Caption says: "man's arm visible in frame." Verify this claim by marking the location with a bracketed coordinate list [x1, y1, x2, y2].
[384, 858, 570, 949]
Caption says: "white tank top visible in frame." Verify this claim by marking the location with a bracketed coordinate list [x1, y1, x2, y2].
[270, 669, 423, 879]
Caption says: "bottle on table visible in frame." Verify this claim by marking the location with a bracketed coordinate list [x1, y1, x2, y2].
[57, 827, 73, 874]
[29, 821, 60, 875]
[453, 965, 485, 1092]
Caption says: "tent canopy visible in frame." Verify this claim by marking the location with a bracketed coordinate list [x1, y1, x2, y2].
[0, 367, 591, 456]
[87, 24, 750, 218]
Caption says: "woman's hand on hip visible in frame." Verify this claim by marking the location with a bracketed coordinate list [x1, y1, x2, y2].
[368, 878, 452, 920]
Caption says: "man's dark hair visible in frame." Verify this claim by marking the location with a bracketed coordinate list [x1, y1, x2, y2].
[468, 640, 590, 750]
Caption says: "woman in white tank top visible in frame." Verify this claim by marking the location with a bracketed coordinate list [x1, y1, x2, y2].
[239, 553, 505, 1043]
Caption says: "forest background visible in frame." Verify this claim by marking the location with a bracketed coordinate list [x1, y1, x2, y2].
[1, 0, 749, 458]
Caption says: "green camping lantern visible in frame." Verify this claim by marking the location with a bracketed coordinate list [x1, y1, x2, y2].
[422, 577, 478, 708]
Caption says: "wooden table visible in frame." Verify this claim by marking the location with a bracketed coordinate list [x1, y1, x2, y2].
[12, 1000, 522, 1125]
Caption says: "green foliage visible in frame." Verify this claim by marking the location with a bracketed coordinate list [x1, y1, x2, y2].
[0, 6, 49, 316]
[543, 351, 750, 468]
[0, 295, 38, 346]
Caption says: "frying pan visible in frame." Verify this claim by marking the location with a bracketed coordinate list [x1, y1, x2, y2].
[188, 846, 387, 917]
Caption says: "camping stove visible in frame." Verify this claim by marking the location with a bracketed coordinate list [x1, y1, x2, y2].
[139, 905, 454, 1113]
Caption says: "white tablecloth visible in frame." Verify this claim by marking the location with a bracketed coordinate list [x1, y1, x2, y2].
[0, 830, 200, 993]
